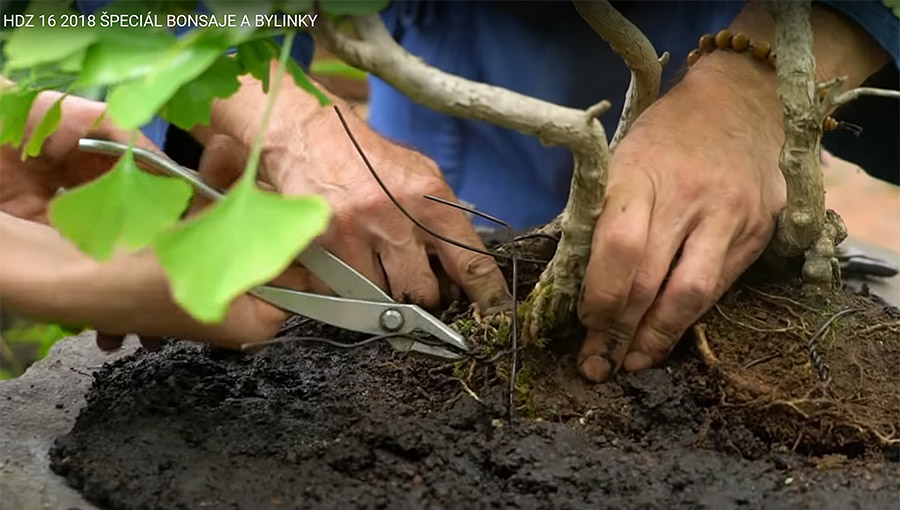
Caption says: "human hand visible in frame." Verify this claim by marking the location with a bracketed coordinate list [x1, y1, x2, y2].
[268, 107, 510, 310]
[0, 93, 297, 351]
[576, 48, 786, 382]
[208, 81, 509, 312]
[88, 135, 310, 351]
[0, 92, 158, 223]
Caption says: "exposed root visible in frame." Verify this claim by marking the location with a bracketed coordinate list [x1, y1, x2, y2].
[694, 324, 774, 398]
[693, 323, 720, 367]
[713, 303, 795, 333]
[452, 377, 484, 404]
[801, 210, 847, 297]
[700, 287, 900, 454]
[860, 321, 900, 334]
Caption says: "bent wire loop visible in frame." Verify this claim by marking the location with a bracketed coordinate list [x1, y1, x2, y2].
[77, 138, 468, 360]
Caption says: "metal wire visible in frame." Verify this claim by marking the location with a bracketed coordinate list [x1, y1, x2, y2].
[806, 308, 858, 387]
[241, 333, 404, 351]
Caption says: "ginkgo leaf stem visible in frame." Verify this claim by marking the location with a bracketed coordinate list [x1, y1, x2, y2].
[239, 31, 295, 187]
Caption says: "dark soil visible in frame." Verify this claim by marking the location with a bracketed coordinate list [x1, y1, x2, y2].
[50, 239, 899, 510]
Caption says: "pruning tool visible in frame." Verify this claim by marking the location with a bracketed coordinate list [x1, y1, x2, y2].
[837, 246, 899, 279]
[77, 138, 468, 360]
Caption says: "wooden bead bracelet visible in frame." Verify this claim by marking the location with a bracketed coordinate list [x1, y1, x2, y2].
[687, 29, 776, 69]
[688, 29, 844, 133]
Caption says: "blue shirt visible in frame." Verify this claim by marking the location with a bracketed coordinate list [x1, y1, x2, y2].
[79, 1, 900, 229]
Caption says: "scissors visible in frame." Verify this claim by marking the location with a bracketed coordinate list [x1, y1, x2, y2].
[77, 138, 468, 360]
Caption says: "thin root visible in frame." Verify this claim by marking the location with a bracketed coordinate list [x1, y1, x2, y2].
[453, 377, 484, 404]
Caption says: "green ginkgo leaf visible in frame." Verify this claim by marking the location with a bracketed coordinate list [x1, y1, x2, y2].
[23, 96, 63, 158]
[287, 59, 331, 106]
[48, 147, 193, 260]
[0, 86, 38, 147]
[76, 28, 177, 88]
[237, 39, 278, 92]
[106, 28, 246, 129]
[161, 55, 242, 130]
[154, 180, 330, 323]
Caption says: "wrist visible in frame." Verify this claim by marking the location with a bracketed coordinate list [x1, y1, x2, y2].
[668, 50, 783, 151]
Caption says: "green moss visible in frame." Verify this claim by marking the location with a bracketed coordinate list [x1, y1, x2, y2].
[452, 317, 476, 338]
[512, 363, 538, 418]
[452, 360, 469, 381]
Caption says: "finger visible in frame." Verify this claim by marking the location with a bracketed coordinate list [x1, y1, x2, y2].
[577, 177, 653, 382]
[320, 229, 389, 293]
[592, 199, 697, 372]
[95, 331, 125, 351]
[378, 241, 440, 308]
[432, 255, 462, 308]
[425, 207, 509, 312]
[623, 219, 734, 372]
[139, 335, 164, 352]
[190, 134, 247, 213]
[269, 263, 313, 290]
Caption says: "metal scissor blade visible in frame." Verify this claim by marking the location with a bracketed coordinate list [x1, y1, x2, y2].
[384, 336, 466, 361]
[252, 286, 466, 359]
[252, 286, 390, 336]
[295, 246, 391, 302]
[251, 286, 468, 353]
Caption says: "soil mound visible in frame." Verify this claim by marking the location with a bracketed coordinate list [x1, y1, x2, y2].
[50, 233, 899, 509]
[50, 285, 899, 509]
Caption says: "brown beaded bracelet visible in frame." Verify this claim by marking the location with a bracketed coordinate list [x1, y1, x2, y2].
[688, 29, 844, 133]
[687, 29, 776, 69]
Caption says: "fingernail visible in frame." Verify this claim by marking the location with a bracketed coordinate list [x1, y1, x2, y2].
[624, 351, 654, 372]
[579, 354, 611, 382]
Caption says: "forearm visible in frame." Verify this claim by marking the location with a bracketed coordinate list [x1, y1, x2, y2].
[0, 212, 282, 345]
[0, 212, 170, 332]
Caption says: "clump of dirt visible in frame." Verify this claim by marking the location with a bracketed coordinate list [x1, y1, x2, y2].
[49, 235, 899, 509]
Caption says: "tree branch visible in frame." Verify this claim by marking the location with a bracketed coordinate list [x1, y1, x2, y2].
[768, 0, 823, 258]
[829, 87, 900, 109]
[312, 15, 612, 340]
[573, 0, 667, 148]
[312, 15, 605, 152]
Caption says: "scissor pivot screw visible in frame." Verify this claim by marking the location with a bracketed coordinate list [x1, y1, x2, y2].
[380, 309, 404, 332]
